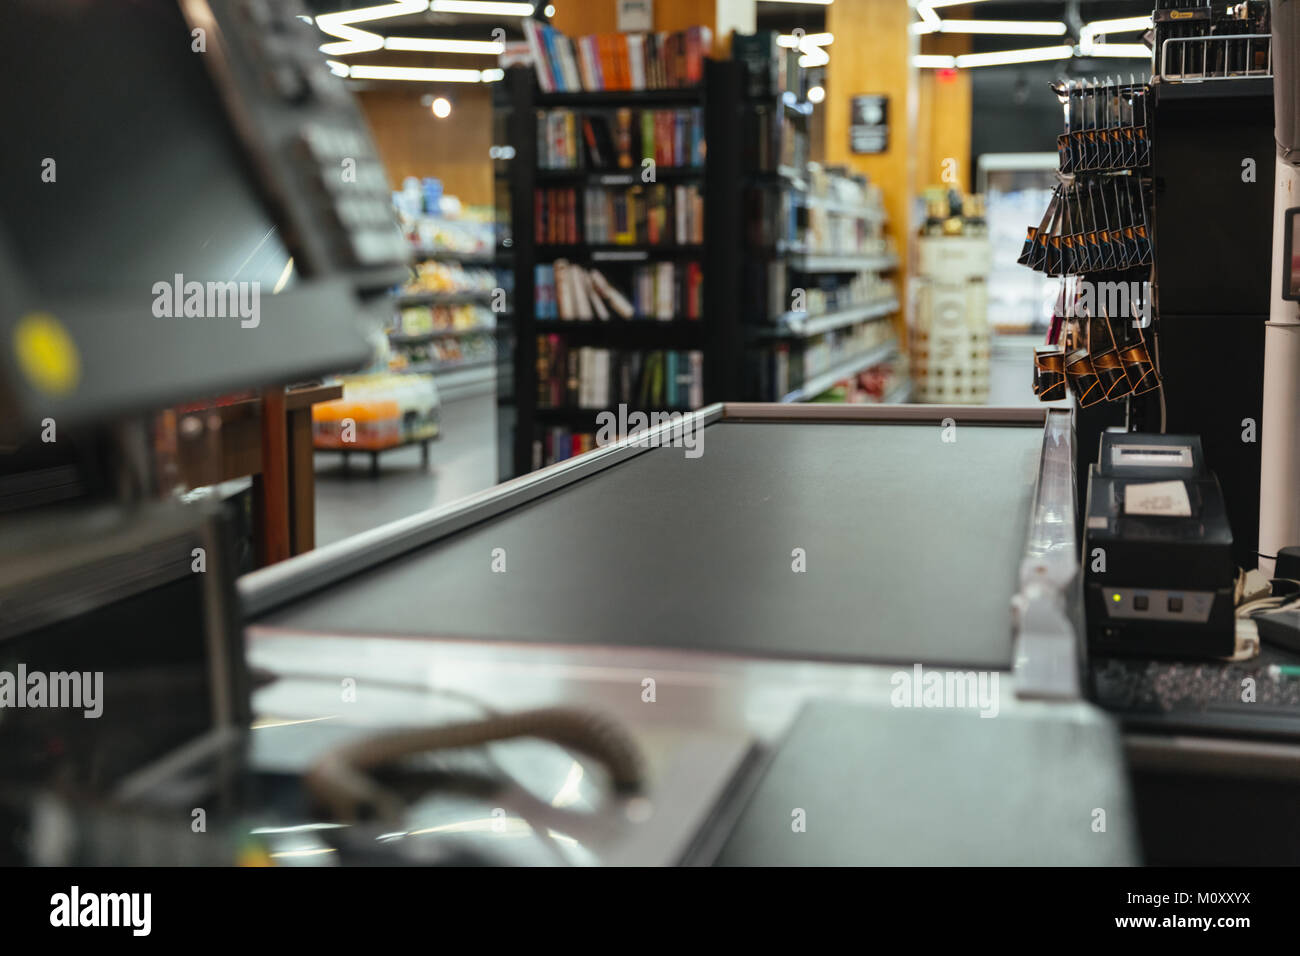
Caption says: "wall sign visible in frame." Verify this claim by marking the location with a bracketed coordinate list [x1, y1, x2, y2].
[617, 0, 653, 33]
[850, 95, 889, 154]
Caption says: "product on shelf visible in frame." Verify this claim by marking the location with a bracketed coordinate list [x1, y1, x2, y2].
[535, 260, 701, 321]
[911, 200, 993, 405]
[522, 21, 712, 93]
[534, 184, 704, 245]
[536, 338, 703, 410]
[537, 107, 704, 170]
[534, 429, 598, 469]
[399, 260, 498, 296]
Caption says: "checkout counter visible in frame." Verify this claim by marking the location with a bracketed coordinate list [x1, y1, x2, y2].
[3, 0, 1299, 867]
[233, 403, 1140, 865]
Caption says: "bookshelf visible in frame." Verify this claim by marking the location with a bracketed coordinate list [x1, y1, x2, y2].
[497, 60, 743, 479]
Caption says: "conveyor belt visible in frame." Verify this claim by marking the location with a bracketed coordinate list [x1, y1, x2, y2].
[260, 421, 1042, 667]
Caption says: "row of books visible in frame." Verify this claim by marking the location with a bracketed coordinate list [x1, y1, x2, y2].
[537, 108, 705, 171]
[535, 260, 633, 320]
[534, 428, 599, 469]
[536, 185, 705, 246]
[522, 21, 713, 93]
[536, 338, 704, 410]
[535, 260, 704, 321]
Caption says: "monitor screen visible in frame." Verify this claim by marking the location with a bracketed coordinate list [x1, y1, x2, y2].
[0, 0, 295, 297]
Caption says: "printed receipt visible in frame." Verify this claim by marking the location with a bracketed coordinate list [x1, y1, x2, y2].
[1124, 480, 1192, 517]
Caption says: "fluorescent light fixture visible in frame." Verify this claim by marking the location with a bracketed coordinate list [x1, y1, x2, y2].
[955, 45, 1073, 68]
[1082, 15, 1154, 37]
[481, 67, 505, 81]
[345, 64, 486, 81]
[1079, 16, 1152, 55]
[914, 54, 956, 68]
[923, 0, 995, 8]
[917, 2, 940, 27]
[778, 32, 833, 48]
[384, 36, 505, 54]
[325, 60, 351, 76]
[1083, 43, 1153, 58]
[798, 46, 830, 67]
[923, 20, 1067, 36]
[316, 0, 427, 55]
[757, 0, 831, 4]
[429, 0, 535, 13]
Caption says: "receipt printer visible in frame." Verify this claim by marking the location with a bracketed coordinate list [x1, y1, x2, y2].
[1084, 433, 1235, 658]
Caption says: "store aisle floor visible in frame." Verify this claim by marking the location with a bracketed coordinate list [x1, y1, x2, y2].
[313, 392, 498, 548]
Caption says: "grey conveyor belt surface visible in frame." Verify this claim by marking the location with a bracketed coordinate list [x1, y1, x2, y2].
[261, 421, 1042, 667]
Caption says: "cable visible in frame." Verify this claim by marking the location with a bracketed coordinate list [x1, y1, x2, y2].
[304, 707, 646, 823]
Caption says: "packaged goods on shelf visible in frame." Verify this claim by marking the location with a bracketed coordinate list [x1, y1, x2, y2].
[400, 261, 498, 296]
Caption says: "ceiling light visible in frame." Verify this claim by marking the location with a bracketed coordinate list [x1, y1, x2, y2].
[914, 54, 957, 68]
[481, 68, 505, 81]
[345, 65, 486, 81]
[384, 37, 506, 53]
[1083, 43, 1153, 58]
[955, 45, 1073, 68]
[807, 85, 826, 104]
[798, 47, 830, 67]
[316, 0, 427, 56]
[922, 0, 995, 8]
[428, 1, 535, 13]
[431, 97, 452, 117]
[778, 32, 833, 48]
[1079, 16, 1152, 55]
[923, 20, 1067, 36]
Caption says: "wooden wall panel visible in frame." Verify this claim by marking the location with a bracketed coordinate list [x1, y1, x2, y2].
[356, 86, 496, 208]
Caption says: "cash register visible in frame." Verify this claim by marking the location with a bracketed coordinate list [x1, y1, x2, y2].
[1083, 433, 1236, 659]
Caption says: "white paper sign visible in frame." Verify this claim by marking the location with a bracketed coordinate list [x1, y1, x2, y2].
[1124, 480, 1192, 517]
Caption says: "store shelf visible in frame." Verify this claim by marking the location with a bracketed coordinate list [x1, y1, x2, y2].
[789, 252, 898, 274]
[536, 168, 704, 185]
[780, 342, 900, 403]
[801, 195, 888, 222]
[759, 297, 899, 339]
[1152, 76, 1273, 100]
[395, 290, 495, 307]
[409, 247, 507, 266]
[536, 244, 706, 262]
[389, 325, 495, 345]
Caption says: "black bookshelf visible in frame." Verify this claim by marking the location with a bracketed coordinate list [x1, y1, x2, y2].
[496, 61, 746, 479]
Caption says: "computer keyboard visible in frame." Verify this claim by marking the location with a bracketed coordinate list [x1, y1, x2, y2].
[1091, 656, 1300, 717]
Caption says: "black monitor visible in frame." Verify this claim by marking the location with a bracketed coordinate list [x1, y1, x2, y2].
[0, 0, 410, 429]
